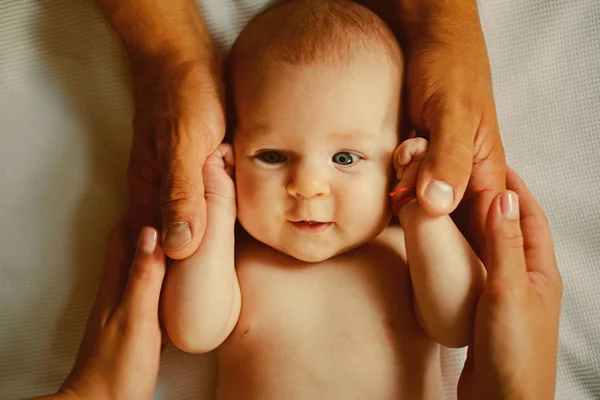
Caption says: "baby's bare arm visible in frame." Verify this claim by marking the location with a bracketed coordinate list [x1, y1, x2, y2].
[399, 202, 484, 347]
[394, 138, 485, 348]
[161, 145, 241, 354]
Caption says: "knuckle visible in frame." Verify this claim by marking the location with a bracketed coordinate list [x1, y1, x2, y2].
[414, 137, 429, 150]
[498, 230, 525, 249]
[532, 210, 551, 230]
[486, 281, 523, 306]
[421, 85, 447, 121]
[422, 86, 480, 131]
[114, 309, 150, 336]
[219, 142, 233, 154]
[453, 95, 477, 117]
[398, 140, 410, 152]
[160, 174, 199, 210]
[428, 145, 473, 181]
[425, 87, 473, 116]
[114, 310, 134, 335]
[472, 139, 505, 174]
[127, 156, 160, 188]
[393, 146, 403, 165]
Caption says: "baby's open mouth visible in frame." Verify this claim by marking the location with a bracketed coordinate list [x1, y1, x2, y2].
[290, 221, 332, 232]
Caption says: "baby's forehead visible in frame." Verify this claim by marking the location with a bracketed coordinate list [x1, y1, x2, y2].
[236, 120, 395, 150]
[244, 124, 380, 140]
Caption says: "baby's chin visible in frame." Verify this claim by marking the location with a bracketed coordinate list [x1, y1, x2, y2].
[269, 238, 367, 263]
[283, 248, 339, 263]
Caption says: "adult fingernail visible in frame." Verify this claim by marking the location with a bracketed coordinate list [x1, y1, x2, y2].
[424, 180, 454, 210]
[500, 191, 519, 220]
[164, 222, 192, 250]
[138, 227, 157, 255]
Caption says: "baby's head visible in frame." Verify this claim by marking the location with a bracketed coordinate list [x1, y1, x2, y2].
[229, 0, 403, 262]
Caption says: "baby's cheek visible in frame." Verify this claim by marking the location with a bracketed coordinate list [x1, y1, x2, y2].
[236, 172, 260, 213]
[341, 173, 389, 228]
[236, 170, 279, 230]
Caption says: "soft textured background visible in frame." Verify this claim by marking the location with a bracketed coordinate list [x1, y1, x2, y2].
[1, 0, 599, 398]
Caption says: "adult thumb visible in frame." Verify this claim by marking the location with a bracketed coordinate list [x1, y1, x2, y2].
[483, 191, 528, 289]
[416, 111, 475, 216]
[119, 227, 166, 321]
[159, 153, 208, 260]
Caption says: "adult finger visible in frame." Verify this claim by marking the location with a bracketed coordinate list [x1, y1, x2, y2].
[456, 141, 507, 255]
[483, 190, 528, 291]
[127, 148, 161, 252]
[506, 167, 559, 278]
[118, 227, 166, 322]
[417, 105, 477, 216]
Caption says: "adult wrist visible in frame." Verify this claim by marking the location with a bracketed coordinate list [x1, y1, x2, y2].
[392, 0, 481, 50]
[95, 0, 216, 67]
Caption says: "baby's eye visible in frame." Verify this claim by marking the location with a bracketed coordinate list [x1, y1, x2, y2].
[332, 151, 360, 166]
[257, 150, 287, 164]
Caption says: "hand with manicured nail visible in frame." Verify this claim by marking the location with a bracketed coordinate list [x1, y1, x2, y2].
[30, 222, 166, 400]
[457, 168, 563, 400]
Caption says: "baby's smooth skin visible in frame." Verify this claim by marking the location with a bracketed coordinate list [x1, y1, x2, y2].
[162, 1, 485, 399]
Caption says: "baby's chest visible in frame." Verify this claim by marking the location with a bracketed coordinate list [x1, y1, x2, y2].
[216, 234, 442, 399]
[225, 239, 432, 359]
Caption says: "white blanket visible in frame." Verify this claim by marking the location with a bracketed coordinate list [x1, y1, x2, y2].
[1, 0, 598, 398]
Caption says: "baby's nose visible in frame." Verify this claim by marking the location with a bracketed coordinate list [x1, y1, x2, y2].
[286, 164, 330, 199]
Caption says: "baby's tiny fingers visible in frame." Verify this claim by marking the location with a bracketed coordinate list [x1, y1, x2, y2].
[392, 146, 406, 176]
[396, 138, 429, 166]
[220, 143, 236, 178]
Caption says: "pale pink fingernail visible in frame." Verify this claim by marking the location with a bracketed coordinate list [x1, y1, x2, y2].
[424, 180, 454, 210]
[138, 227, 158, 255]
[500, 191, 519, 220]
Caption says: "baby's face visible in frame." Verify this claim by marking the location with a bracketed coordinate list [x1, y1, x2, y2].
[233, 60, 400, 262]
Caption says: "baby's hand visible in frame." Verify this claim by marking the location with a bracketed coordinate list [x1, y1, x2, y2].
[203, 143, 236, 207]
[393, 137, 429, 190]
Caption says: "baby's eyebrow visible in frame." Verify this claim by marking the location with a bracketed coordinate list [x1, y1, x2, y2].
[243, 122, 270, 136]
[330, 130, 378, 142]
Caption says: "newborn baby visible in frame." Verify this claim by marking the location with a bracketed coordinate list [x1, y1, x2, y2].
[162, 1, 485, 398]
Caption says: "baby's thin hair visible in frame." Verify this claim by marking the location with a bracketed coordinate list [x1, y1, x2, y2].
[228, 0, 402, 69]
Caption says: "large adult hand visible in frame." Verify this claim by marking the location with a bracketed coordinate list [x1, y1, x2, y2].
[42, 222, 166, 400]
[94, 0, 226, 259]
[458, 168, 563, 399]
[127, 55, 225, 260]
[395, 0, 507, 249]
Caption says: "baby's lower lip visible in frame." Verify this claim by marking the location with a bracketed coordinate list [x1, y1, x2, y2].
[290, 221, 332, 232]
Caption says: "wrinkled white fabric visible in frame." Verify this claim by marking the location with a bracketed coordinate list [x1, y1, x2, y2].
[1, 0, 599, 398]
